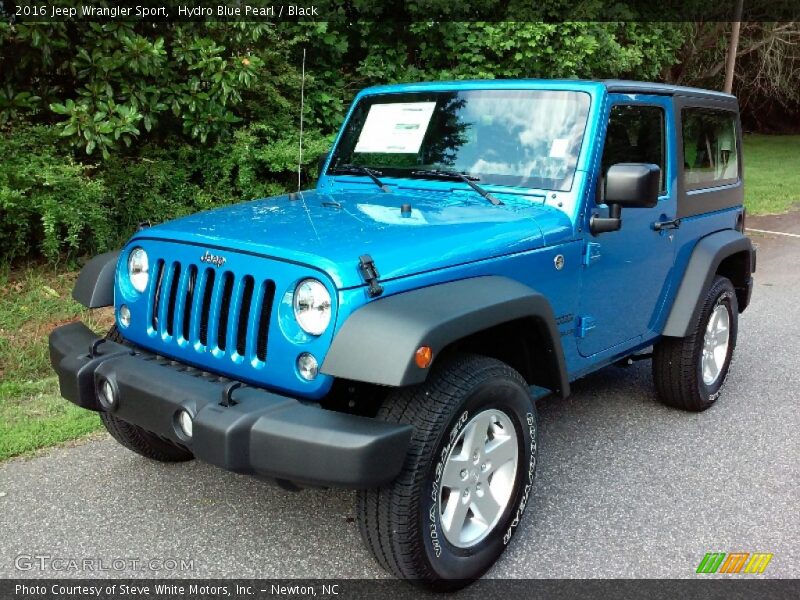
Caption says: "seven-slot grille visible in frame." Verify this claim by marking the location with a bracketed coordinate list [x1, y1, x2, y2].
[148, 259, 276, 363]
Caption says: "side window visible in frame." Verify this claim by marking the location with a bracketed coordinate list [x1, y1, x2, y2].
[601, 104, 666, 194]
[682, 108, 739, 189]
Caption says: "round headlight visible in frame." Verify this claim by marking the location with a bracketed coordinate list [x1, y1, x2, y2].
[127, 247, 149, 293]
[293, 279, 332, 335]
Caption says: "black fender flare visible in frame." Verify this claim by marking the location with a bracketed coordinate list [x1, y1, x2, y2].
[72, 250, 120, 308]
[321, 276, 570, 398]
[662, 230, 754, 338]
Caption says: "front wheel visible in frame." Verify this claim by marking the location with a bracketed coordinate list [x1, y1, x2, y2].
[100, 326, 194, 463]
[356, 354, 538, 590]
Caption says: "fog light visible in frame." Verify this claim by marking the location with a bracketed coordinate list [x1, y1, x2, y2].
[297, 353, 319, 381]
[119, 305, 131, 328]
[177, 410, 193, 439]
[98, 378, 116, 409]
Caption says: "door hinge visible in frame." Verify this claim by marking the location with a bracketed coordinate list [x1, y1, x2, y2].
[358, 254, 384, 298]
[577, 316, 596, 338]
[582, 242, 601, 267]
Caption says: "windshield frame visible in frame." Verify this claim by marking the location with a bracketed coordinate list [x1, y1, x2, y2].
[326, 87, 593, 193]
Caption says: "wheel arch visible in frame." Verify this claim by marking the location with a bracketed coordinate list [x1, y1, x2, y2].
[72, 250, 120, 308]
[662, 229, 754, 338]
[321, 276, 570, 398]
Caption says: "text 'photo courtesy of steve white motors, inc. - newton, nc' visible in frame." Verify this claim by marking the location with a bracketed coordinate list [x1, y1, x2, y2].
[13, 3, 320, 19]
[13, 583, 342, 597]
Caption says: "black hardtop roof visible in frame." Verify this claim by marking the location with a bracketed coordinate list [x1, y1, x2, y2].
[602, 80, 736, 101]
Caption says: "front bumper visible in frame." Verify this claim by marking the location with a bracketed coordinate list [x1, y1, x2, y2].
[49, 322, 411, 488]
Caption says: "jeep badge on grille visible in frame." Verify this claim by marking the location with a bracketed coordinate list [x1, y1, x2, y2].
[200, 251, 226, 267]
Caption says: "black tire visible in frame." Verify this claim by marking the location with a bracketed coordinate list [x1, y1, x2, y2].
[653, 276, 739, 411]
[99, 326, 194, 462]
[356, 353, 538, 590]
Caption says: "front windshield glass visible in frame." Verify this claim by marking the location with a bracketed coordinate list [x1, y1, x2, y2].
[328, 89, 591, 192]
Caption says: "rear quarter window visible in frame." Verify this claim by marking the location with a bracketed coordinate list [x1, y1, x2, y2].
[682, 108, 739, 190]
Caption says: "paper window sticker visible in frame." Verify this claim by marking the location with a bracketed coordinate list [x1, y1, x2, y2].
[354, 102, 437, 154]
[549, 138, 570, 158]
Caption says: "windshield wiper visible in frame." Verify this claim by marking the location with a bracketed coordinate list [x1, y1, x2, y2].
[410, 169, 503, 206]
[329, 164, 392, 193]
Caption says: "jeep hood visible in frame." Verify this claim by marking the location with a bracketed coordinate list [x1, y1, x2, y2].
[135, 188, 572, 289]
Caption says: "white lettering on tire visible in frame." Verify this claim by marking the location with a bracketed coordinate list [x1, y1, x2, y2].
[429, 410, 469, 558]
[503, 412, 536, 546]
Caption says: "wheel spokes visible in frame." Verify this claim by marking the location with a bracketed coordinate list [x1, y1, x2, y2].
[440, 453, 470, 489]
[437, 408, 520, 548]
[460, 411, 493, 459]
[471, 488, 502, 525]
[441, 490, 471, 541]
[483, 434, 516, 473]
[704, 355, 719, 381]
[702, 305, 730, 386]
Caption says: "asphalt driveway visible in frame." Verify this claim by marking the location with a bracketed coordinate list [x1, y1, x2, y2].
[1, 228, 798, 580]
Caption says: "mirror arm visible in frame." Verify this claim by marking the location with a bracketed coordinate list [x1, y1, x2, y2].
[590, 203, 622, 235]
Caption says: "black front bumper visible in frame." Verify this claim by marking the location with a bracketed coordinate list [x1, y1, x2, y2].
[49, 322, 411, 488]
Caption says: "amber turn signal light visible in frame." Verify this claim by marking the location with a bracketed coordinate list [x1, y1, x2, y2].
[415, 346, 433, 369]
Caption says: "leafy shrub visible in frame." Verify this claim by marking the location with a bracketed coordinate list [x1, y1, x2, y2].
[0, 123, 332, 265]
[3, 21, 269, 157]
[0, 125, 110, 264]
[101, 125, 332, 238]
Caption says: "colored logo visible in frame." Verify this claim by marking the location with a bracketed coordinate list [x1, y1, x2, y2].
[696, 552, 773, 574]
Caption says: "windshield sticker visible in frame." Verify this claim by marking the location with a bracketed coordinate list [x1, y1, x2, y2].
[549, 138, 570, 158]
[354, 102, 437, 154]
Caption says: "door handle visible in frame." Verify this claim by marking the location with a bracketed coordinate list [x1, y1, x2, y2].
[653, 218, 680, 231]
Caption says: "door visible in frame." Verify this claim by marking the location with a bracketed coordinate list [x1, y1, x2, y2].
[577, 95, 677, 357]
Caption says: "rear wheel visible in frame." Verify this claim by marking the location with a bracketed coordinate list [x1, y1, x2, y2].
[99, 326, 194, 462]
[356, 353, 537, 590]
[653, 276, 739, 411]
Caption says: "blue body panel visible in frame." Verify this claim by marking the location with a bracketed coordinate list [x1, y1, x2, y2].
[112, 79, 744, 400]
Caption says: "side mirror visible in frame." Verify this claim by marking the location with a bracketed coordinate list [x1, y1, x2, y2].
[317, 152, 330, 174]
[590, 163, 661, 235]
[605, 163, 660, 208]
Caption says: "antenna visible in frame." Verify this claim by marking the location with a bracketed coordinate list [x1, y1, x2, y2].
[297, 47, 306, 192]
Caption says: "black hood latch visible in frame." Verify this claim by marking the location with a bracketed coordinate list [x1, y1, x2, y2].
[358, 255, 383, 298]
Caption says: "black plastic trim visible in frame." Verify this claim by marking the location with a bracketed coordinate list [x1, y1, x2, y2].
[662, 229, 754, 337]
[602, 80, 736, 101]
[321, 276, 570, 397]
[72, 251, 120, 308]
[49, 322, 412, 489]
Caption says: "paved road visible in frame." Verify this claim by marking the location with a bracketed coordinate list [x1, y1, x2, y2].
[1, 230, 798, 581]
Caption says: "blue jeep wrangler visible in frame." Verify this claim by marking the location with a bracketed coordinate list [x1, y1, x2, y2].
[50, 79, 755, 587]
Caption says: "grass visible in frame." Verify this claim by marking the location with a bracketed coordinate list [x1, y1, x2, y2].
[0, 135, 796, 461]
[744, 134, 800, 215]
[0, 266, 113, 461]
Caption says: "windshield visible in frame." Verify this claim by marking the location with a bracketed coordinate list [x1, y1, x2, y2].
[328, 89, 591, 192]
